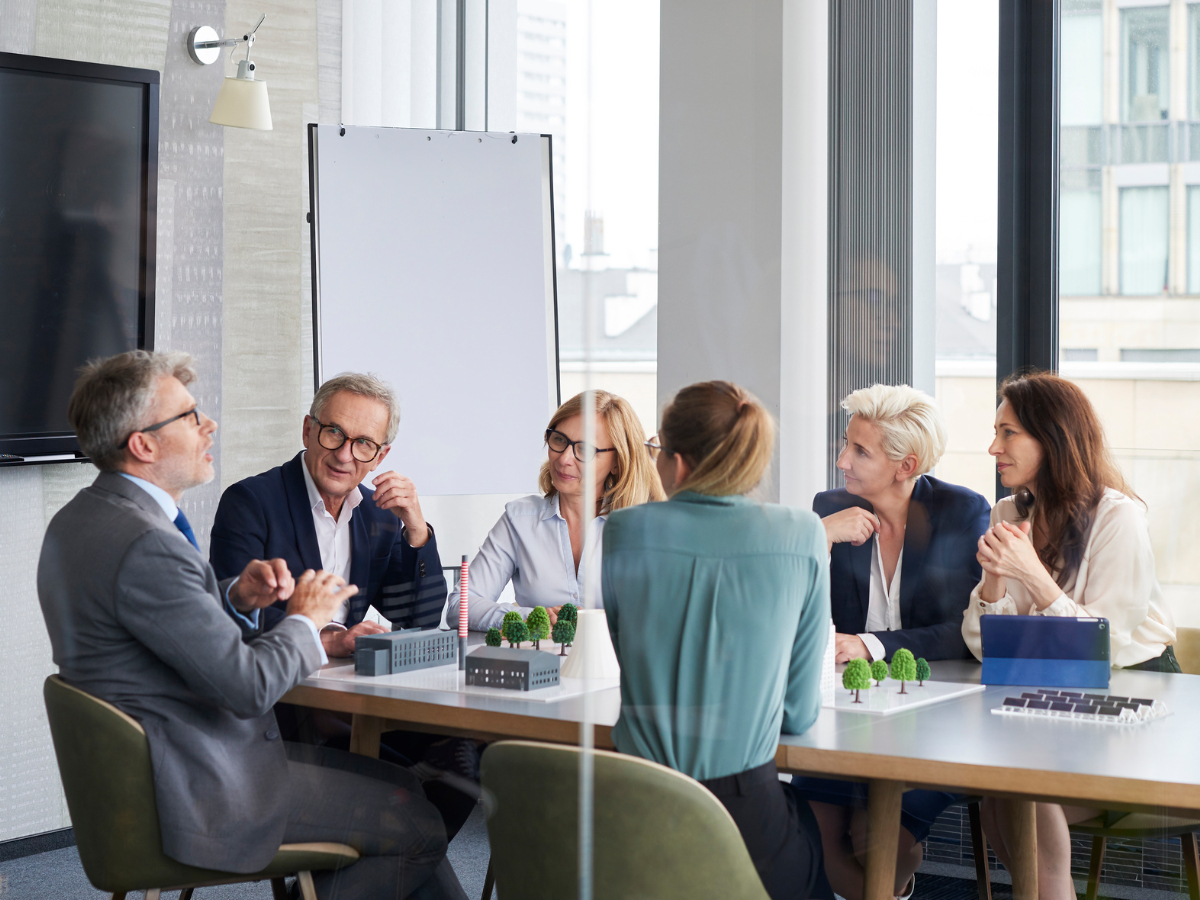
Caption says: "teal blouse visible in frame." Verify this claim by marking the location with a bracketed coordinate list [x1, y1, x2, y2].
[602, 491, 831, 782]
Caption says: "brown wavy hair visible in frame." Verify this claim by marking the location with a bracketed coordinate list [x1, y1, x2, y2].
[538, 390, 665, 513]
[999, 371, 1136, 584]
[659, 381, 775, 497]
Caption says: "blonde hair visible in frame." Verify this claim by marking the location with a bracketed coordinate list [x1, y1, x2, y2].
[538, 390, 665, 513]
[841, 384, 946, 477]
[659, 381, 775, 497]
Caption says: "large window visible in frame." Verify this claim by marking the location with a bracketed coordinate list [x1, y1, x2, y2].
[492, 0, 660, 434]
[1059, 0, 1200, 632]
[934, 0, 999, 502]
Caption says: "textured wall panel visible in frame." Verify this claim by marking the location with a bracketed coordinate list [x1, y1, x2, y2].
[317, 0, 341, 125]
[0, 0, 36, 52]
[159, 0, 227, 549]
[0, 468, 58, 842]
[34, 0, 170, 69]
[221, 0, 318, 488]
[827, 0, 913, 483]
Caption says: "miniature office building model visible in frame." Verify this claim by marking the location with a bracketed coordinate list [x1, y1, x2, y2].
[355, 629, 458, 676]
[465, 646, 560, 691]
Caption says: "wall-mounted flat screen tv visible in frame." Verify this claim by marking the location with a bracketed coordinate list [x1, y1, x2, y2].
[0, 52, 158, 464]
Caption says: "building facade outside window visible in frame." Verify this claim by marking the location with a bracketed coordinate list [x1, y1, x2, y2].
[1057, 0, 1200, 629]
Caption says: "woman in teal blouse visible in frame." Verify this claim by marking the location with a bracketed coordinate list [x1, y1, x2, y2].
[603, 380, 833, 900]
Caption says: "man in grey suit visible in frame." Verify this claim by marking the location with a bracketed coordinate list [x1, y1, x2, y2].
[38, 350, 465, 900]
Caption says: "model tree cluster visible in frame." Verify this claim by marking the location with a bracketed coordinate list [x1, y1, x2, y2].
[869, 659, 888, 687]
[842, 658, 871, 703]
[500, 611, 525, 648]
[890, 649, 917, 694]
[526, 607, 551, 650]
[551, 618, 576, 655]
[558, 603, 578, 625]
[485, 628, 503, 647]
[915, 657, 931, 687]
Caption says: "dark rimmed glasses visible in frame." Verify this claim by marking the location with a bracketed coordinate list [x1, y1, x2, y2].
[644, 435, 664, 461]
[125, 407, 201, 447]
[545, 428, 615, 463]
[313, 418, 386, 463]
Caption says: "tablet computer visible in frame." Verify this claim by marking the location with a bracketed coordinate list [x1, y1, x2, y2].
[980, 616, 1110, 688]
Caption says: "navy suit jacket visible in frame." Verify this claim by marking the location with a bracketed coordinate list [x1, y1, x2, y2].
[210, 452, 448, 631]
[813, 474, 990, 661]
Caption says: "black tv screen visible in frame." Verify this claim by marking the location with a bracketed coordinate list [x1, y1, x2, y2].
[0, 52, 157, 463]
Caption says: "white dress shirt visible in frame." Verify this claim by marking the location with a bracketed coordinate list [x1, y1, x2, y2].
[962, 489, 1176, 668]
[858, 534, 903, 662]
[118, 472, 327, 661]
[446, 493, 607, 631]
[299, 453, 363, 626]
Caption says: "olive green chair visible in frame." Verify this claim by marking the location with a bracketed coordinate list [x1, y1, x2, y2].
[479, 740, 771, 900]
[1174, 627, 1200, 676]
[44, 675, 359, 900]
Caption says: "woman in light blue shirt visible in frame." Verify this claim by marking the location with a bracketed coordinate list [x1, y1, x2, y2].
[447, 390, 662, 631]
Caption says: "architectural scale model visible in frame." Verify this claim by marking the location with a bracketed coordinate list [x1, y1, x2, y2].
[994, 689, 1170, 724]
[354, 628, 458, 676]
[465, 646, 561, 691]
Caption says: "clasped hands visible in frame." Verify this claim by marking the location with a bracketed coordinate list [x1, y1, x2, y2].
[230, 559, 359, 631]
[976, 520, 1062, 609]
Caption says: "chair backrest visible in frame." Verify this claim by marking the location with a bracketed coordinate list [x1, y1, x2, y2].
[1175, 627, 1200, 675]
[480, 740, 771, 900]
[43, 675, 214, 892]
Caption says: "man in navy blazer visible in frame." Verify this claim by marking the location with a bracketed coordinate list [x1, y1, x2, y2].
[210, 375, 447, 649]
[814, 474, 991, 661]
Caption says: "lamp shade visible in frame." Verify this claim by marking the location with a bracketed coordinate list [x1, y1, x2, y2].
[209, 76, 272, 130]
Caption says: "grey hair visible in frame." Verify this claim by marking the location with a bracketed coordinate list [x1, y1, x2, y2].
[310, 372, 401, 444]
[68, 350, 198, 472]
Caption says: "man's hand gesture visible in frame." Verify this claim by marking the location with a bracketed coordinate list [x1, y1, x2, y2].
[372, 471, 430, 547]
[232, 559, 295, 613]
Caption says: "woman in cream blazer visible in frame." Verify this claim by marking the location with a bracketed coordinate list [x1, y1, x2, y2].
[964, 372, 1177, 900]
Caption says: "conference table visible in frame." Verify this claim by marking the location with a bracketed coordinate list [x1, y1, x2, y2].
[282, 648, 1200, 900]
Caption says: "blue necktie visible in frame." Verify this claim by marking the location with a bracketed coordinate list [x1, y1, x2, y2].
[173, 509, 200, 552]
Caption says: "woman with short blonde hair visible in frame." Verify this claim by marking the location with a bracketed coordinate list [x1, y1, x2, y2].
[794, 383, 990, 900]
[603, 380, 834, 900]
[447, 390, 663, 632]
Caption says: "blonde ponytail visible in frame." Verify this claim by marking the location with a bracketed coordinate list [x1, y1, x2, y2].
[660, 381, 775, 497]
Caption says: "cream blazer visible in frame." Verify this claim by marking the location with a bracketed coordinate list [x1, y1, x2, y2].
[962, 488, 1176, 668]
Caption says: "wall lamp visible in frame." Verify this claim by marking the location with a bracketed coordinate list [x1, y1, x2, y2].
[187, 15, 273, 131]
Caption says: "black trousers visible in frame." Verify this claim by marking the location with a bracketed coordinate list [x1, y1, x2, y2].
[283, 743, 467, 900]
[700, 760, 835, 900]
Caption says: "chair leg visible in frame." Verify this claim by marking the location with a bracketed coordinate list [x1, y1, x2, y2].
[1182, 832, 1200, 900]
[271, 877, 290, 900]
[1086, 836, 1106, 900]
[111, 894, 126, 900]
[179, 890, 195, 900]
[481, 857, 495, 900]
[298, 871, 318, 900]
[967, 801, 992, 900]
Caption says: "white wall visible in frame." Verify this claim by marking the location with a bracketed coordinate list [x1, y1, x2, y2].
[658, 0, 827, 507]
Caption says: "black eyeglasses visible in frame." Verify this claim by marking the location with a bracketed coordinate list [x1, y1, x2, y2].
[313, 418, 386, 463]
[125, 407, 201, 447]
[545, 428, 615, 463]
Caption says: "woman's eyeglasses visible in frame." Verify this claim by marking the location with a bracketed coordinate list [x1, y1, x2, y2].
[545, 428, 615, 463]
[644, 436, 663, 460]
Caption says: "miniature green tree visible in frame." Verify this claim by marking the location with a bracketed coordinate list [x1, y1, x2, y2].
[915, 657, 931, 687]
[869, 659, 889, 687]
[506, 620, 529, 648]
[526, 607, 551, 649]
[843, 659, 871, 704]
[484, 627, 503, 648]
[558, 603, 578, 625]
[500, 610, 523, 644]
[890, 648, 917, 694]
[551, 619, 576, 655]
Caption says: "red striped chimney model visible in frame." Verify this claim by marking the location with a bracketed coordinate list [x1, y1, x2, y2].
[458, 555, 469, 670]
